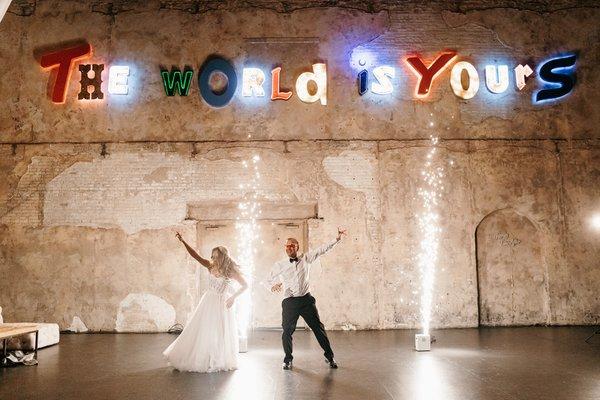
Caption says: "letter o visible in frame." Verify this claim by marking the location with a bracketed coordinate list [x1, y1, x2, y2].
[450, 61, 479, 100]
[198, 57, 237, 108]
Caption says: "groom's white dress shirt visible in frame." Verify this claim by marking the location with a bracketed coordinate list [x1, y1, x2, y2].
[268, 238, 340, 299]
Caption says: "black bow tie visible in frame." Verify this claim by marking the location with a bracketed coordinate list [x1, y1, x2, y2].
[289, 257, 299, 263]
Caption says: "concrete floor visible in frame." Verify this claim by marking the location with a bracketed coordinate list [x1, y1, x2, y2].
[1, 327, 599, 400]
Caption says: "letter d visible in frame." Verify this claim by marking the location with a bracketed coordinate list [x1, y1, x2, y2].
[295, 63, 327, 105]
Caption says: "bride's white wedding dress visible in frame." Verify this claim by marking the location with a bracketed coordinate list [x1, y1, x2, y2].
[163, 272, 239, 372]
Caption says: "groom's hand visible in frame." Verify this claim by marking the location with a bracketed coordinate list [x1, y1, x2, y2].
[271, 283, 282, 293]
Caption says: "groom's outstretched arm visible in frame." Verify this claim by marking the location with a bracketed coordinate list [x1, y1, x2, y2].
[304, 227, 346, 264]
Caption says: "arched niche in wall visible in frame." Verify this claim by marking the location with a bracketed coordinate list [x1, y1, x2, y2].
[475, 208, 549, 326]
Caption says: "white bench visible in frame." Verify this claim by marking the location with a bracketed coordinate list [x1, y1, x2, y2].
[0, 323, 60, 351]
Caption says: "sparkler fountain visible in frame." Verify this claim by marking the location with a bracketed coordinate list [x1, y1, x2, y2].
[415, 135, 444, 351]
[235, 154, 262, 352]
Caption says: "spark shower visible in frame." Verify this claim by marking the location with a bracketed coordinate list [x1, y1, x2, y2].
[417, 136, 444, 338]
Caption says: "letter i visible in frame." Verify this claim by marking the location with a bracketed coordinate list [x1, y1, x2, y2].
[358, 69, 368, 96]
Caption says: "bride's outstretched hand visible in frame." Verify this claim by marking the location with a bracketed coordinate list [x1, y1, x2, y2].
[174, 231, 183, 242]
[337, 227, 347, 240]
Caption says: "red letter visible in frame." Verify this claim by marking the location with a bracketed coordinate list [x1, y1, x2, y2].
[40, 44, 92, 104]
[405, 52, 456, 98]
[271, 67, 292, 101]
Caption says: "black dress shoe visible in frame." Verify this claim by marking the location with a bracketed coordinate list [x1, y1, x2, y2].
[283, 361, 293, 370]
[326, 358, 338, 369]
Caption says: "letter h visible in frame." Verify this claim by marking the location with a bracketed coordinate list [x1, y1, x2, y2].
[78, 64, 104, 100]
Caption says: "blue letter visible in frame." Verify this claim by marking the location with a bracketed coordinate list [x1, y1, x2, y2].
[534, 54, 576, 104]
[198, 57, 237, 108]
[357, 69, 368, 96]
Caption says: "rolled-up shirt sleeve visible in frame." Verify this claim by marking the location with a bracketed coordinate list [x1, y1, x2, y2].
[304, 238, 340, 264]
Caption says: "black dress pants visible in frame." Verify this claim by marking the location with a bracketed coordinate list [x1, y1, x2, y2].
[281, 293, 334, 363]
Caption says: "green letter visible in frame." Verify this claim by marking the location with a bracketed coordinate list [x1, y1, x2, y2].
[161, 68, 194, 96]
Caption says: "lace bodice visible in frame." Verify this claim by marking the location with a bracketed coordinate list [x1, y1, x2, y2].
[208, 273, 231, 294]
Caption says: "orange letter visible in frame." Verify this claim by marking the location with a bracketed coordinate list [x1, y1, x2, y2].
[405, 52, 456, 98]
[40, 44, 92, 104]
[271, 67, 292, 101]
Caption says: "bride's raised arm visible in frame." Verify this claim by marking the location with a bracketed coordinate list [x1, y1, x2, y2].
[175, 231, 211, 269]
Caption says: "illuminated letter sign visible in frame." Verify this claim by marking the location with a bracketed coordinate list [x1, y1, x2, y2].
[108, 66, 130, 95]
[78, 64, 104, 100]
[371, 66, 395, 95]
[514, 64, 533, 90]
[198, 57, 237, 108]
[405, 52, 456, 97]
[161, 68, 193, 96]
[450, 61, 479, 100]
[271, 67, 292, 101]
[485, 65, 509, 94]
[40, 43, 92, 104]
[295, 63, 327, 105]
[242, 68, 266, 97]
[535, 54, 577, 103]
[36, 41, 579, 108]
[357, 69, 368, 96]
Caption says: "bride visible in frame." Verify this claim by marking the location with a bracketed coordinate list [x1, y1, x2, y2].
[163, 231, 248, 372]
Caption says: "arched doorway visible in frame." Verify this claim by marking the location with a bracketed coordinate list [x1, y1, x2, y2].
[475, 209, 548, 326]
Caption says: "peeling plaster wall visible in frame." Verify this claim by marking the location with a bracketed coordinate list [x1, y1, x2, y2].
[0, 1, 598, 331]
[116, 293, 176, 332]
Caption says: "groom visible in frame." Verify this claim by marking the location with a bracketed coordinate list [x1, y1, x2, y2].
[269, 227, 347, 370]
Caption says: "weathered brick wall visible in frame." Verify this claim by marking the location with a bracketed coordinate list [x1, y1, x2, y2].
[0, 1, 598, 331]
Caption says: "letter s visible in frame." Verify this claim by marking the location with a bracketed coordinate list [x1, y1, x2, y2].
[535, 54, 577, 103]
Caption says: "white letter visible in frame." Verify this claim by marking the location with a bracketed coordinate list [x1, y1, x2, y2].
[242, 67, 266, 97]
[295, 63, 327, 105]
[108, 66, 130, 95]
[450, 61, 479, 100]
[485, 65, 509, 94]
[371, 66, 395, 95]
[514, 64, 533, 90]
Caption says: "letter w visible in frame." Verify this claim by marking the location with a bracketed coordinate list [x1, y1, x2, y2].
[161, 68, 193, 96]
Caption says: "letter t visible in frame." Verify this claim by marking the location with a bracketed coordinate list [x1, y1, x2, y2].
[40, 44, 92, 104]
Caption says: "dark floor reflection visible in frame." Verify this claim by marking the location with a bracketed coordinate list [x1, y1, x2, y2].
[1, 327, 598, 400]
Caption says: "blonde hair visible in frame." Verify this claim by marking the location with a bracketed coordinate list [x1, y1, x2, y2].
[210, 246, 239, 278]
